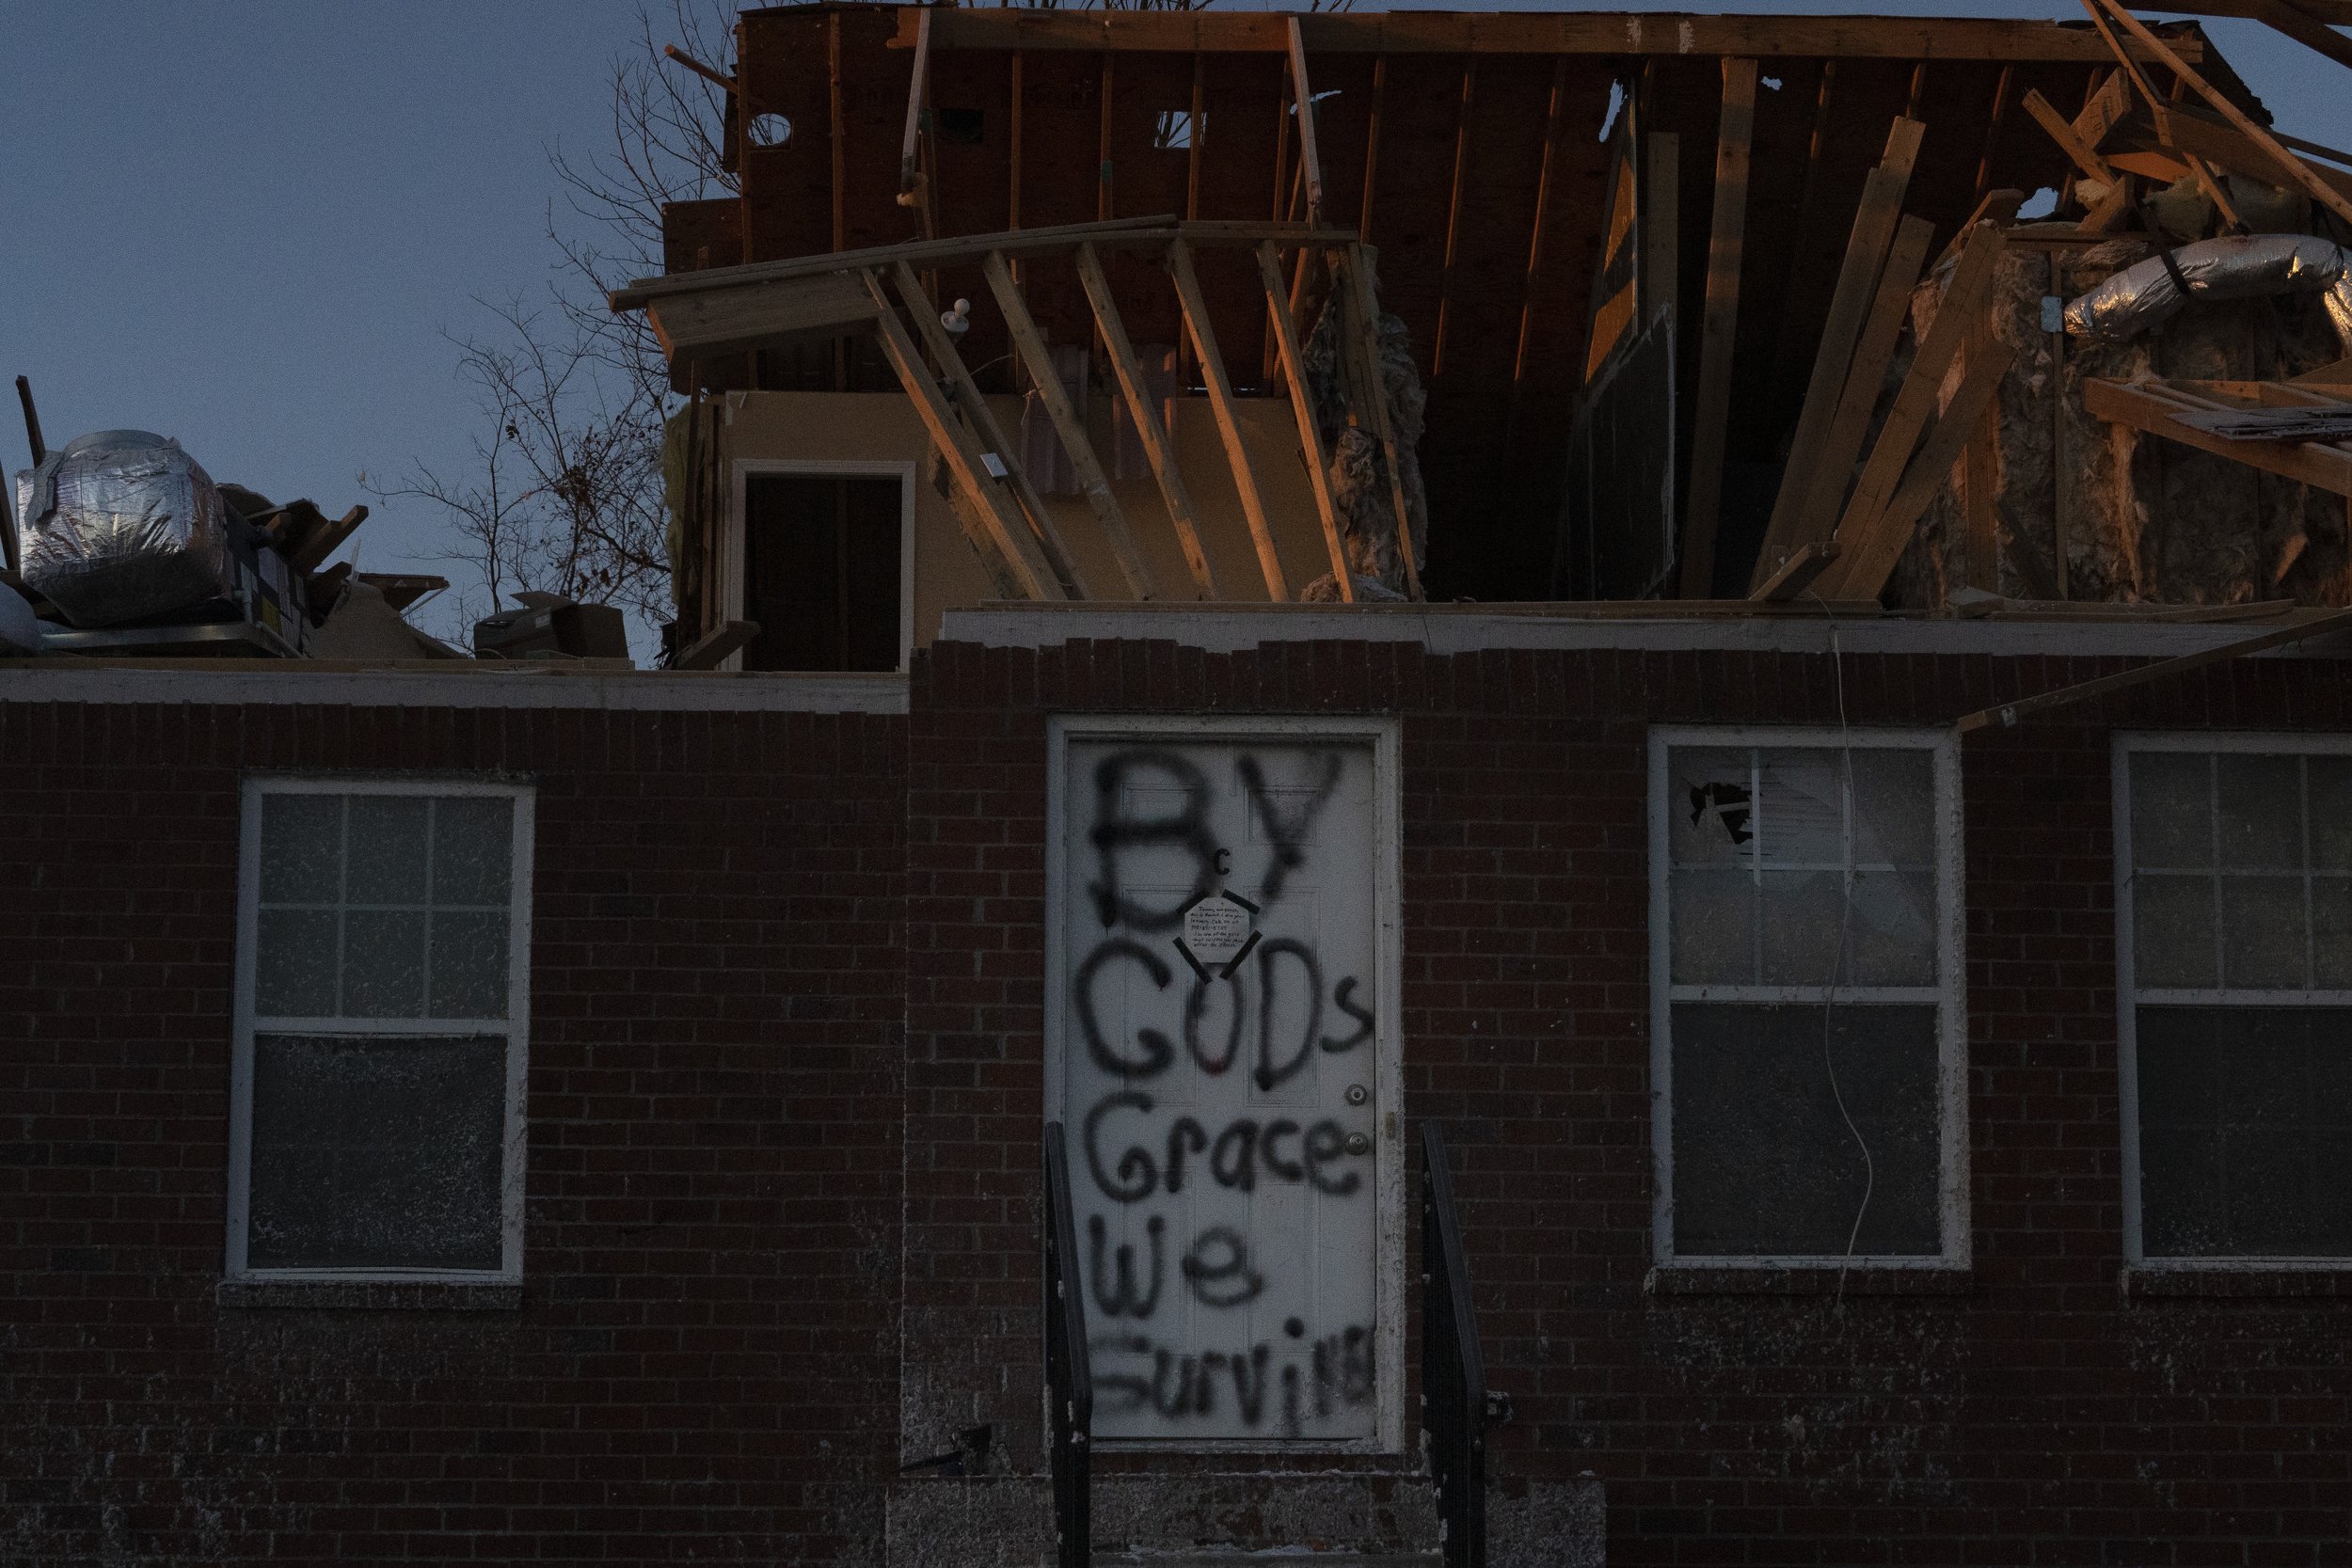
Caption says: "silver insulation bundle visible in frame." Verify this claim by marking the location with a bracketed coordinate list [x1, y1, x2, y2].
[2064, 233, 2352, 350]
[10, 430, 232, 626]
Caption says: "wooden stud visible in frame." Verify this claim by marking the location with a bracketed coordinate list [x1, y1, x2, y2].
[1792, 213, 1936, 542]
[894, 261, 1093, 598]
[1974, 62, 2014, 197]
[1829, 335, 2019, 599]
[1677, 58, 1756, 600]
[1751, 116, 1926, 587]
[860, 269, 1058, 600]
[1765, 58, 1840, 419]
[1963, 396, 2002, 592]
[1433, 56, 1478, 380]
[1099, 53, 1115, 221]
[898, 8, 932, 211]
[1815, 221, 2012, 587]
[981, 252, 1156, 598]
[1340, 243, 1422, 599]
[1263, 65, 1296, 387]
[1258, 241, 1354, 600]
[1749, 541, 1840, 602]
[1286, 17, 1326, 226]
[1359, 55, 1386, 238]
[1510, 57, 1572, 416]
[1168, 240, 1288, 600]
[1074, 241, 1221, 596]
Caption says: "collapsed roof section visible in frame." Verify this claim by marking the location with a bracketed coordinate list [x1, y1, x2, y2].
[626, 5, 2307, 610]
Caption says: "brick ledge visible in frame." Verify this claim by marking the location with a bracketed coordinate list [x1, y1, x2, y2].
[1646, 1264, 1973, 1296]
[216, 1278, 523, 1311]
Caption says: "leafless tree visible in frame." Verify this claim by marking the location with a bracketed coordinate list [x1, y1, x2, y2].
[373, 0, 738, 646]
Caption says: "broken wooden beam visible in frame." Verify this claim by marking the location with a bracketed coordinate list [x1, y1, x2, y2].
[1751, 116, 1925, 588]
[861, 269, 1059, 601]
[675, 619, 761, 671]
[1338, 243, 1422, 600]
[1167, 238, 1289, 601]
[980, 251, 1157, 598]
[1073, 241, 1221, 597]
[1955, 605, 2352, 733]
[1285, 17, 1326, 228]
[1258, 241, 1353, 601]
[893, 261, 1093, 598]
[2084, 378, 2352, 495]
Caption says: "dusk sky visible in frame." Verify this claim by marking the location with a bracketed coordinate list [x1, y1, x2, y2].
[8, 1, 2349, 651]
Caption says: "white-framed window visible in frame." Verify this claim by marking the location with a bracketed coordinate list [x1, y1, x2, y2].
[226, 778, 533, 1281]
[2115, 734, 2352, 1266]
[1648, 727, 1967, 1267]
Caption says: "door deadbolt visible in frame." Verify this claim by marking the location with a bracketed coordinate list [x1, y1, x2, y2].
[1344, 1084, 1369, 1105]
[1345, 1132, 1371, 1155]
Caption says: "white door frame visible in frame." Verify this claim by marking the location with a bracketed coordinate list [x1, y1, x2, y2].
[724, 458, 917, 673]
[1043, 712, 1406, 1455]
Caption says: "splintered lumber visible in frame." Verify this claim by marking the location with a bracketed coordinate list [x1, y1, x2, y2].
[1752, 116, 1926, 588]
[1828, 334, 2018, 598]
[2084, 379, 2352, 494]
[1749, 541, 1840, 602]
[1814, 219, 2011, 590]
[2023, 87, 2118, 182]
[1258, 242, 1353, 600]
[1167, 239, 1288, 600]
[860, 269, 1058, 600]
[1789, 213, 1936, 557]
[1955, 605, 2352, 733]
[290, 506, 370, 572]
[675, 619, 760, 671]
[1677, 58, 1756, 599]
[2122, 103, 2352, 210]
[980, 252, 1156, 598]
[1073, 241, 1221, 597]
[899, 6, 931, 202]
[647, 272, 881, 362]
[1931, 189, 2023, 272]
[893, 261, 1092, 598]
[1285, 17, 1326, 227]
[1338, 243, 1423, 599]
[2087, 0, 2352, 229]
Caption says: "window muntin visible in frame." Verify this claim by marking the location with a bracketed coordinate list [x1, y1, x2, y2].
[2118, 739, 2352, 1263]
[229, 780, 532, 1282]
[1651, 729, 1965, 1266]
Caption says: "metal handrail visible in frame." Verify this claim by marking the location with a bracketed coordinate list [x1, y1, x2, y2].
[1421, 1121, 1487, 1568]
[1043, 1121, 1093, 1568]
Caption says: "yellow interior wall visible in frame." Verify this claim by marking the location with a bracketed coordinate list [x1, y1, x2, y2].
[716, 389, 1339, 646]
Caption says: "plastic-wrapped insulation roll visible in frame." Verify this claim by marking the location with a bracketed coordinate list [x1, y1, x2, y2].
[2064, 233, 2352, 351]
[11, 429, 232, 627]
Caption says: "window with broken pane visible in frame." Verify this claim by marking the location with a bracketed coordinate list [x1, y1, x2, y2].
[232, 784, 531, 1279]
[1657, 736, 1956, 1261]
[2122, 745, 2352, 1259]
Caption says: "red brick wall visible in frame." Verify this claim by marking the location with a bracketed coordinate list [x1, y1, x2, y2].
[905, 637, 2352, 1565]
[0, 700, 906, 1566]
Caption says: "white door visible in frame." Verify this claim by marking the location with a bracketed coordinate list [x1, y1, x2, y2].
[1051, 723, 1394, 1447]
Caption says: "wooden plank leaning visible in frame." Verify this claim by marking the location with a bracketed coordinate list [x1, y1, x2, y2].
[1257, 241, 1354, 600]
[1827, 333, 2018, 599]
[893, 261, 1093, 598]
[1788, 213, 1936, 570]
[979, 251, 1158, 598]
[1677, 57, 1756, 599]
[1167, 239, 1290, 600]
[1750, 115, 1927, 589]
[859, 269, 1059, 600]
[1811, 220, 2010, 593]
[1073, 241, 1222, 597]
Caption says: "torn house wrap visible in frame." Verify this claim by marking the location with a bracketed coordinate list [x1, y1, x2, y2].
[11, 429, 232, 627]
[2064, 233, 2352, 350]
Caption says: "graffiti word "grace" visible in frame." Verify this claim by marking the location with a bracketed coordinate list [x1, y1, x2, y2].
[1083, 1093, 1364, 1203]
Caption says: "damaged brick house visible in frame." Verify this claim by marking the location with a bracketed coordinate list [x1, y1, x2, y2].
[10, 6, 2352, 1566]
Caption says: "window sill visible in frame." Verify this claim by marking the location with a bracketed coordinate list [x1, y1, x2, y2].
[217, 1278, 523, 1312]
[1646, 1264, 1972, 1297]
[2120, 1265, 2352, 1300]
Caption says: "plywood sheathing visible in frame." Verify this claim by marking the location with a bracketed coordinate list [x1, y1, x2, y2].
[1889, 237, 2352, 609]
